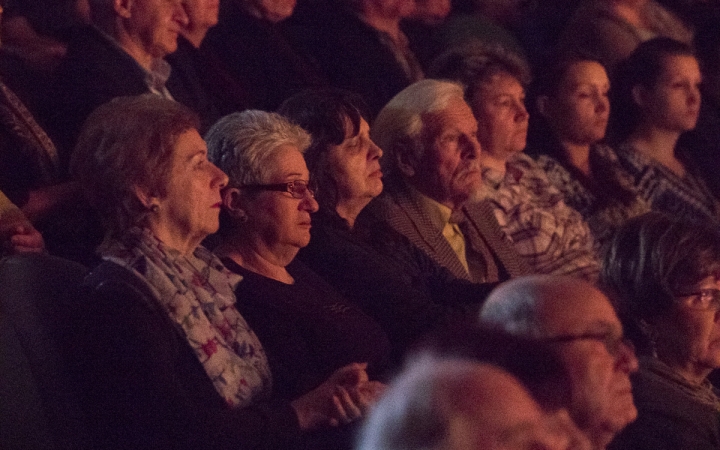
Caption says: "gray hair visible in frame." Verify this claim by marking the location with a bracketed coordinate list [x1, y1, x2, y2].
[205, 110, 311, 188]
[479, 275, 567, 337]
[357, 355, 502, 450]
[371, 79, 465, 182]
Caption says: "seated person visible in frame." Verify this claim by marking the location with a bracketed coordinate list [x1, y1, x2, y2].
[431, 42, 599, 280]
[611, 38, 719, 225]
[531, 53, 650, 247]
[68, 94, 380, 449]
[278, 88, 499, 362]
[206, 109, 390, 400]
[601, 213, 720, 450]
[480, 275, 639, 449]
[369, 79, 530, 283]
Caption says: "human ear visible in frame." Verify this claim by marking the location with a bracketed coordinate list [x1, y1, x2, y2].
[631, 85, 647, 109]
[221, 188, 248, 222]
[394, 142, 416, 178]
[133, 184, 159, 210]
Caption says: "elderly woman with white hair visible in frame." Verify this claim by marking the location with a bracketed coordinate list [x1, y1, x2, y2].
[206, 110, 388, 424]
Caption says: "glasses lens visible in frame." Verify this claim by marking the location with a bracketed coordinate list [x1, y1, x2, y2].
[289, 181, 314, 199]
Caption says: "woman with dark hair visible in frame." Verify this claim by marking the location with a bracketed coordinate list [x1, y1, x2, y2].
[531, 53, 650, 246]
[610, 37, 719, 225]
[70, 95, 379, 450]
[601, 212, 720, 449]
[277, 88, 495, 363]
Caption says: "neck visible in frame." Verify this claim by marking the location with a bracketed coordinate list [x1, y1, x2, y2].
[335, 197, 372, 229]
[627, 124, 683, 172]
[181, 27, 207, 48]
[359, 8, 402, 40]
[147, 224, 203, 257]
[560, 141, 592, 177]
[109, 28, 154, 70]
[214, 235, 296, 284]
[657, 352, 713, 385]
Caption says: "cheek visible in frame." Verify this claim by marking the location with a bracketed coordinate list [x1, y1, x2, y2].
[677, 313, 720, 363]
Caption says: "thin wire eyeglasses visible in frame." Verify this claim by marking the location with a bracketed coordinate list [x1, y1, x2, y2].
[240, 180, 315, 199]
[673, 288, 720, 311]
[541, 332, 634, 357]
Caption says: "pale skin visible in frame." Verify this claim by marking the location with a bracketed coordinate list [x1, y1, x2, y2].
[626, 54, 702, 178]
[180, 0, 219, 47]
[537, 61, 611, 178]
[357, 0, 416, 44]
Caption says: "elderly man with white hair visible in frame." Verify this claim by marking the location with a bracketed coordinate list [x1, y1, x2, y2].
[367, 79, 529, 284]
[479, 275, 639, 450]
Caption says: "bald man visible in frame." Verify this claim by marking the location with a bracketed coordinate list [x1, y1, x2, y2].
[357, 356, 585, 450]
[480, 276, 638, 450]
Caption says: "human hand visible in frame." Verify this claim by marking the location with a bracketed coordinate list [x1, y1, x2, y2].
[8, 225, 44, 253]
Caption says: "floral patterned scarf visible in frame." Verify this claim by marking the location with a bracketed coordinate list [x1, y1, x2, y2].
[104, 227, 272, 408]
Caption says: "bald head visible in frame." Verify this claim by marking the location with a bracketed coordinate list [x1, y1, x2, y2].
[357, 356, 578, 450]
[479, 276, 638, 449]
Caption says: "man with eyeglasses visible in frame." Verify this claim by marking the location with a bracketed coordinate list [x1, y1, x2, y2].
[479, 275, 639, 450]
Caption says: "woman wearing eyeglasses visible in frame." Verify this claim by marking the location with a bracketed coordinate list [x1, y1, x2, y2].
[600, 212, 720, 450]
[207, 110, 389, 425]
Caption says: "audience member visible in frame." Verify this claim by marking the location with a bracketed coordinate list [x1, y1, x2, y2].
[357, 354, 586, 450]
[431, 42, 599, 280]
[165, 0, 222, 132]
[68, 94, 380, 449]
[401, 0, 452, 70]
[44, 0, 188, 165]
[532, 53, 650, 247]
[611, 37, 719, 225]
[480, 276, 639, 449]
[207, 110, 390, 403]
[601, 213, 720, 450]
[369, 79, 530, 284]
[558, 0, 692, 73]
[279, 88, 497, 363]
[294, 0, 422, 118]
[201, 0, 326, 113]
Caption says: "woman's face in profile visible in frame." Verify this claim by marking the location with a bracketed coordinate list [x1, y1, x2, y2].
[635, 54, 702, 133]
[655, 274, 720, 378]
[544, 61, 610, 147]
[327, 117, 384, 208]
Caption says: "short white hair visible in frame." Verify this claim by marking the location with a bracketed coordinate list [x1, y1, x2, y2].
[371, 79, 465, 182]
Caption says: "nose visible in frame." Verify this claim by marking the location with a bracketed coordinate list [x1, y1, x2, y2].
[688, 85, 701, 107]
[369, 139, 383, 160]
[212, 163, 229, 189]
[301, 194, 319, 213]
[615, 339, 639, 373]
[596, 94, 609, 114]
[462, 134, 482, 159]
[174, 0, 189, 26]
[516, 101, 529, 122]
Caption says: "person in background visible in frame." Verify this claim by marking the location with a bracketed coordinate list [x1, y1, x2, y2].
[611, 37, 719, 225]
[369, 79, 529, 284]
[601, 213, 720, 450]
[430, 42, 599, 280]
[0, 189, 43, 254]
[69, 94, 377, 450]
[480, 275, 639, 449]
[531, 53, 650, 247]
[278, 88, 497, 363]
[206, 109, 389, 404]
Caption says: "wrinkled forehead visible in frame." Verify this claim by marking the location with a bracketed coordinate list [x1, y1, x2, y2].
[537, 284, 621, 336]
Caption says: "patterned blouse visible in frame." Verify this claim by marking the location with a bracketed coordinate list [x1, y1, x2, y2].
[616, 143, 720, 226]
[538, 144, 651, 247]
[480, 152, 599, 280]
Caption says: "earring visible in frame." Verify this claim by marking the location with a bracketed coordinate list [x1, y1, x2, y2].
[150, 204, 160, 213]
[238, 212, 248, 223]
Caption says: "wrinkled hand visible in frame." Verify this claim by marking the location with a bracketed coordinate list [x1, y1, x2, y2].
[291, 362, 386, 430]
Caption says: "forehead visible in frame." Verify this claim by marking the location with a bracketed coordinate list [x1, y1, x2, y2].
[538, 284, 621, 335]
[173, 128, 205, 158]
[561, 61, 609, 90]
[423, 96, 477, 135]
[266, 144, 308, 179]
[474, 72, 524, 98]
[660, 54, 700, 79]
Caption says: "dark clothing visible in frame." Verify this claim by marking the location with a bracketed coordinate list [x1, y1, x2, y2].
[224, 258, 391, 400]
[69, 261, 302, 450]
[293, 9, 418, 118]
[609, 360, 720, 450]
[166, 37, 222, 133]
[43, 26, 149, 170]
[297, 209, 495, 363]
[201, 4, 327, 112]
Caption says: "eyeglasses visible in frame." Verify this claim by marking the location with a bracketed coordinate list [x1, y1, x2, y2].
[674, 288, 720, 311]
[240, 180, 315, 200]
[541, 332, 634, 357]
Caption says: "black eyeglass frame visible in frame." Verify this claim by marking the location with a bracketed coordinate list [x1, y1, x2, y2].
[540, 332, 634, 356]
[673, 288, 720, 311]
[240, 180, 315, 199]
